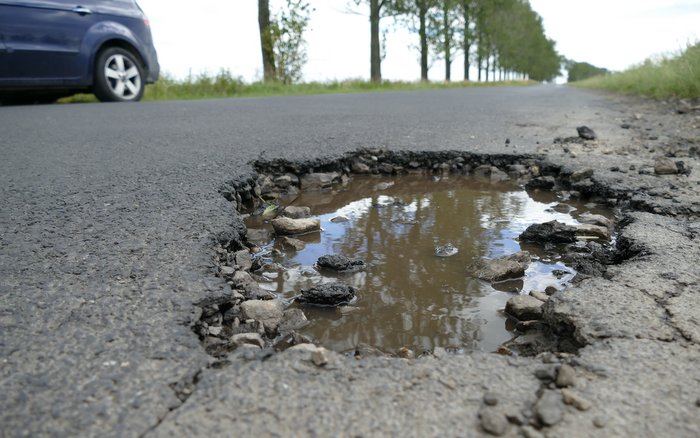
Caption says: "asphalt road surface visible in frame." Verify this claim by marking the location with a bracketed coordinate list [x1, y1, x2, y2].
[1, 86, 698, 437]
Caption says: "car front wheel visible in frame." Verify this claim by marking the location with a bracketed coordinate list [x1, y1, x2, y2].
[93, 47, 145, 102]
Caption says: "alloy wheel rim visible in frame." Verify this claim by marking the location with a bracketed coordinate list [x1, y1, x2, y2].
[104, 54, 141, 100]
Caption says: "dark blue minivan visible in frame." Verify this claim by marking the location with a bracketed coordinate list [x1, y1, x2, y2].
[0, 0, 159, 103]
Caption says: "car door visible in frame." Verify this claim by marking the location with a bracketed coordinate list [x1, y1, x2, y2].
[0, 0, 99, 82]
[0, 32, 7, 77]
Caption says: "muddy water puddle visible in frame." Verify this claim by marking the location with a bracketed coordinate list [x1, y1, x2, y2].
[245, 175, 612, 356]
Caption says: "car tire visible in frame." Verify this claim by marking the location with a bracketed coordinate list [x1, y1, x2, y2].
[93, 47, 145, 102]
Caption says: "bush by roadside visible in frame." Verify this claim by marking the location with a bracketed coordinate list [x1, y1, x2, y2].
[574, 42, 700, 99]
[59, 71, 534, 103]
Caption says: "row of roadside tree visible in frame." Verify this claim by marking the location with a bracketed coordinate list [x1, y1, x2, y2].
[258, 0, 562, 84]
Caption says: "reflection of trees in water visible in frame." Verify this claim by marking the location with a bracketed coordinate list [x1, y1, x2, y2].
[299, 175, 532, 352]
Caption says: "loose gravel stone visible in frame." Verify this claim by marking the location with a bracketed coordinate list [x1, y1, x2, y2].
[593, 415, 608, 428]
[231, 333, 264, 348]
[520, 221, 577, 244]
[529, 291, 549, 302]
[300, 172, 339, 190]
[483, 392, 499, 406]
[316, 254, 366, 273]
[220, 266, 235, 276]
[654, 157, 679, 175]
[479, 408, 508, 436]
[271, 217, 320, 235]
[575, 224, 611, 240]
[297, 283, 356, 306]
[556, 364, 577, 388]
[570, 168, 594, 182]
[234, 250, 253, 270]
[577, 126, 597, 140]
[283, 206, 311, 219]
[279, 308, 309, 332]
[311, 348, 329, 366]
[468, 251, 531, 282]
[506, 295, 544, 320]
[535, 390, 565, 427]
[240, 300, 284, 334]
[534, 366, 557, 381]
[279, 236, 306, 251]
[561, 388, 592, 411]
[521, 426, 544, 438]
[578, 213, 613, 228]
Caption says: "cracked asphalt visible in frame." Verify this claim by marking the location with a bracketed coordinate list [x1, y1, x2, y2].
[1, 85, 699, 437]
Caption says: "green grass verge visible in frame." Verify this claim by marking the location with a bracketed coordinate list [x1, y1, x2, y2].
[573, 42, 700, 99]
[59, 72, 534, 104]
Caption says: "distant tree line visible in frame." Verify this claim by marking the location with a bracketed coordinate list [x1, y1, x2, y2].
[565, 60, 609, 82]
[258, 0, 561, 83]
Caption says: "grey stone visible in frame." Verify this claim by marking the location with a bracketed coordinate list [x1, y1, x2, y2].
[654, 157, 678, 175]
[521, 426, 544, 438]
[535, 390, 565, 427]
[300, 172, 339, 190]
[578, 213, 613, 228]
[282, 206, 311, 219]
[273, 175, 294, 188]
[519, 221, 577, 244]
[317, 254, 365, 273]
[378, 163, 395, 174]
[556, 364, 577, 387]
[311, 348, 329, 366]
[231, 271, 254, 287]
[297, 283, 356, 306]
[561, 388, 592, 411]
[279, 308, 309, 332]
[231, 333, 264, 348]
[330, 215, 350, 223]
[234, 250, 252, 271]
[397, 347, 414, 359]
[279, 236, 306, 251]
[246, 228, 272, 243]
[271, 217, 320, 236]
[593, 415, 608, 428]
[529, 291, 549, 302]
[220, 266, 235, 276]
[570, 168, 594, 182]
[577, 126, 597, 140]
[490, 167, 509, 182]
[351, 160, 371, 174]
[483, 392, 499, 406]
[575, 224, 611, 240]
[240, 300, 284, 334]
[505, 295, 544, 321]
[479, 408, 508, 436]
[468, 251, 531, 282]
[526, 176, 556, 190]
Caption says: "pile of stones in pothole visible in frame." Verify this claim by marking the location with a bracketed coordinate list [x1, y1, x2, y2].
[197, 190, 616, 359]
[466, 215, 615, 355]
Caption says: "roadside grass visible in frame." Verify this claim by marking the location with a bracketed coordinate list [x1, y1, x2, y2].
[59, 71, 534, 103]
[574, 42, 700, 99]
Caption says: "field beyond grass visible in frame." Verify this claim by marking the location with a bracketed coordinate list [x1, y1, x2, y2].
[60, 72, 534, 103]
[574, 42, 700, 99]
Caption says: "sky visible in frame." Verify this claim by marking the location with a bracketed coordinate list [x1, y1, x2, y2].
[137, 0, 700, 82]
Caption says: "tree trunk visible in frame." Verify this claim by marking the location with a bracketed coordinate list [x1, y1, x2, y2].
[485, 56, 490, 82]
[258, 0, 276, 82]
[462, 1, 470, 81]
[477, 54, 482, 81]
[419, 1, 428, 81]
[443, 3, 451, 82]
[370, 0, 381, 82]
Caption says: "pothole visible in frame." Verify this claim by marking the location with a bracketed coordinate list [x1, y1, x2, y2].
[201, 151, 619, 359]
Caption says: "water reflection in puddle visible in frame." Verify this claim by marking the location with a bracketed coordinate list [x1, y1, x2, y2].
[246, 175, 611, 355]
